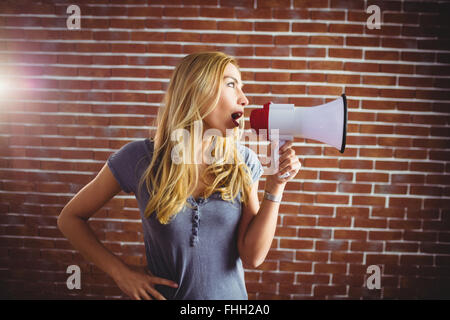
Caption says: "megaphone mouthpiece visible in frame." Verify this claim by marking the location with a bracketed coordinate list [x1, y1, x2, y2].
[249, 102, 269, 134]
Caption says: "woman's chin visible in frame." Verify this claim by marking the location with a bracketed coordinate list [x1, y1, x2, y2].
[203, 122, 237, 136]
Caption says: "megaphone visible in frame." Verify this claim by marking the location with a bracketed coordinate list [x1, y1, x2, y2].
[250, 94, 347, 178]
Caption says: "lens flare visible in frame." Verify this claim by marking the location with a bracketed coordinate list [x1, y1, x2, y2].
[0, 78, 11, 96]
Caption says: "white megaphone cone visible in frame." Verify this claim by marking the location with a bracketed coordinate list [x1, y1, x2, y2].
[250, 94, 348, 178]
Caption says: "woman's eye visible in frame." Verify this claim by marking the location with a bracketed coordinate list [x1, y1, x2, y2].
[227, 82, 235, 88]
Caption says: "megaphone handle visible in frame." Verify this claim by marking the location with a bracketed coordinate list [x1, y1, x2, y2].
[273, 139, 290, 179]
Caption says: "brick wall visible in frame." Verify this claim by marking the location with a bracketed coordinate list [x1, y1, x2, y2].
[0, 0, 449, 299]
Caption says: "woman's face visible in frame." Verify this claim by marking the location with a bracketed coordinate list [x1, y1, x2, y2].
[202, 63, 249, 136]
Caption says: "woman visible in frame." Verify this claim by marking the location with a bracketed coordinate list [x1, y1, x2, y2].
[57, 52, 301, 300]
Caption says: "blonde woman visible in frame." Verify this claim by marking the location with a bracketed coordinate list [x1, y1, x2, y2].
[58, 52, 301, 300]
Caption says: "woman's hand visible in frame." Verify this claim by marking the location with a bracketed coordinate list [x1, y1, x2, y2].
[266, 140, 302, 187]
[112, 265, 178, 300]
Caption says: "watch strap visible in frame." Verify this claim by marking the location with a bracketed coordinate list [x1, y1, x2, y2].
[264, 191, 282, 203]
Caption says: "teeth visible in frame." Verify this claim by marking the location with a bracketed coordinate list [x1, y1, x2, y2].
[231, 112, 242, 120]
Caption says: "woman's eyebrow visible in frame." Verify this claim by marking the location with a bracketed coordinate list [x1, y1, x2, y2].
[223, 75, 244, 88]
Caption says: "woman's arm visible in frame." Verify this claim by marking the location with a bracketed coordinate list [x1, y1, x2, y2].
[237, 180, 286, 268]
[58, 163, 128, 278]
[237, 141, 301, 268]
[58, 163, 178, 299]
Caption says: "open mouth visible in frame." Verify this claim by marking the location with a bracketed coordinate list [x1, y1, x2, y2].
[231, 112, 243, 127]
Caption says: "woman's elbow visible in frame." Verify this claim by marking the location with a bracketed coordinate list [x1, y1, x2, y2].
[57, 208, 81, 232]
[241, 255, 265, 269]
[57, 210, 68, 232]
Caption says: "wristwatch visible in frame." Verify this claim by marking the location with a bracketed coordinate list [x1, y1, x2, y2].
[263, 191, 282, 203]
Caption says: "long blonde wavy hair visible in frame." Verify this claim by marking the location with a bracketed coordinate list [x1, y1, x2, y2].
[137, 52, 253, 224]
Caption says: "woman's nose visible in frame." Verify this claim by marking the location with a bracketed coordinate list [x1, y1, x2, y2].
[238, 89, 249, 107]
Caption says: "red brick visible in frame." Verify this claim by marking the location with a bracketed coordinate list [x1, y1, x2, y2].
[346, 36, 380, 47]
[240, 34, 273, 44]
[255, 72, 290, 82]
[388, 218, 422, 229]
[279, 261, 312, 272]
[261, 271, 294, 283]
[374, 184, 408, 195]
[387, 243, 420, 253]
[245, 282, 277, 294]
[391, 174, 424, 185]
[314, 285, 347, 297]
[369, 230, 403, 241]
[405, 231, 437, 242]
[293, 23, 327, 33]
[363, 75, 396, 85]
[353, 196, 386, 207]
[345, 86, 379, 97]
[217, 21, 252, 31]
[316, 240, 349, 251]
[354, 218, 388, 229]
[318, 217, 351, 228]
[298, 205, 334, 216]
[256, 46, 290, 57]
[310, 10, 344, 20]
[381, 63, 414, 74]
[310, 36, 344, 46]
[314, 263, 347, 274]
[296, 274, 330, 284]
[291, 73, 326, 82]
[235, 8, 271, 19]
[327, 74, 360, 84]
[200, 7, 234, 18]
[258, 0, 291, 8]
[334, 230, 367, 241]
[382, 38, 417, 49]
[395, 125, 430, 137]
[366, 254, 399, 265]
[338, 183, 371, 194]
[345, 62, 379, 72]
[273, 8, 308, 19]
[220, 0, 254, 8]
[294, 0, 328, 8]
[295, 251, 328, 262]
[279, 283, 312, 295]
[329, 23, 364, 34]
[340, 159, 374, 170]
[336, 207, 369, 219]
[331, 252, 363, 263]
[298, 228, 332, 239]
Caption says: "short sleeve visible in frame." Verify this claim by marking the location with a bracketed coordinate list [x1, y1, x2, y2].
[107, 139, 149, 194]
[241, 145, 264, 184]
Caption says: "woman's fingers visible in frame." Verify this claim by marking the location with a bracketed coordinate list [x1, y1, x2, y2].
[278, 147, 295, 163]
[120, 267, 177, 301]
[138, 288, 153, 300]
[149, 275, 179, 288]
[278, 151, 297, 169]
[142, 274, 179, 300]
[276, 144, 302, 180]
[133, 294, 142, 300]
[144, 283, 167, 300]
[278, 165, 293, 177]
[278, 141, 292, 154]
[279, 167, 296, 177]
[149, 288, 167, 300]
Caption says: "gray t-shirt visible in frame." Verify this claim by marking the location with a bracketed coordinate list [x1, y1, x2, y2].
[107, 138, 264, 300]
